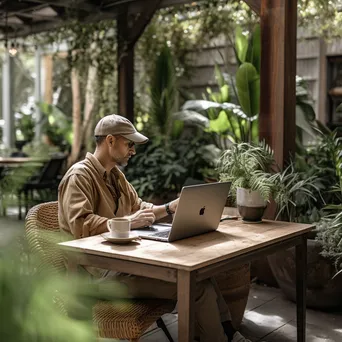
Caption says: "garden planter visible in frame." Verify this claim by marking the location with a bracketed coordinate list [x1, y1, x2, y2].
[215, 263, 251, 329]
[268, 236, 342, 310]
[236, 187, 266, 222]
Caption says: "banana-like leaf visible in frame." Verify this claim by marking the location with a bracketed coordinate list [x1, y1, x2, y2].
[215, 65, 226, 89]
[172, 110, 209, 128]
[297, 99, 316, 121]
[235, 63, 260, 117]
[182, 99, 222, 112]
[209, 111, 230, 134]
[198, 144, 222, 164]
[246, 24, 261, 73]
[182, 100, 255, 121]
[296, 105, 317, 138]
[235, 26, 248, 65]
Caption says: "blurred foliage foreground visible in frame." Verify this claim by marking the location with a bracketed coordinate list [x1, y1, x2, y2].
[0, 232, 121, 342]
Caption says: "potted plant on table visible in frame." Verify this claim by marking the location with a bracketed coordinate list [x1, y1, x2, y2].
[217, 142, 276, 222]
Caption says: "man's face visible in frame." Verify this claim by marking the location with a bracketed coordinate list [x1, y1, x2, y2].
[109, 135, 136, 167]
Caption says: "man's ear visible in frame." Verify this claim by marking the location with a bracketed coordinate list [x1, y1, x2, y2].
[106, 135, 116, 146]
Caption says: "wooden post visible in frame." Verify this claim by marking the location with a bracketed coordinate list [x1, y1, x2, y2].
[117, 13, 134, 123]
[259, 0, 298, 168]
[117, 0, 161, 123]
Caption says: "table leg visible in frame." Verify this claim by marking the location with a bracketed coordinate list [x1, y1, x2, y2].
[296, 235, 307, 342]
[177, 270, 195, 342]
[66, 252, 78, 275]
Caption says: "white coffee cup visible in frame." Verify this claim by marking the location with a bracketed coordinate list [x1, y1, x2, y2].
[107, 218, 131, 238]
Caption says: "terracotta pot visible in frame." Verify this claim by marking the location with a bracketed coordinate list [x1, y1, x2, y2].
[268, 238, 342, 310]
[236, 188, 266, 222]
[215, 263, 251, 329]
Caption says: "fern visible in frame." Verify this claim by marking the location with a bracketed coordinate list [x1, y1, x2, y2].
[218, 142, 275, 200]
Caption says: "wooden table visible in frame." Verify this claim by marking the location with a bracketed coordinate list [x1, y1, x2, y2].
[0, 157, 45, 167]
[59, 219, 313, 342]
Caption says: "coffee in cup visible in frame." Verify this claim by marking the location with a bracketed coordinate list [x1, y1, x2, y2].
[107, 218, 131, 238]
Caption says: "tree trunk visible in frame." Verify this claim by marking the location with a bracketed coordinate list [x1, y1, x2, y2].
[81, 65, 97, 157]
[69, 67, 81, 167]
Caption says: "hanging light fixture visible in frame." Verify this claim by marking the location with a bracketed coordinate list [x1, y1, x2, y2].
[8, 42, 18, 57]
[4, 11, 18, 57]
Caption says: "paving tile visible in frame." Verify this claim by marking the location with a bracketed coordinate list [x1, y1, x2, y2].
[249, 283, 282, 302]
[240, 295, 296, 339]
[262, 319, 342, 342]
[306, 307, 342, 330]
[245, 294, 267, 312]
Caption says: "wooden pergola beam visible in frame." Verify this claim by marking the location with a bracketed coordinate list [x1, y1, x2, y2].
[243, 0, 261, 15]
[25, 0, 98, 13]
[259, 0, 297, 168]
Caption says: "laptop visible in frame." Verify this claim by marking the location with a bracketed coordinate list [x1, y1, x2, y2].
[138, 182, 231, 242]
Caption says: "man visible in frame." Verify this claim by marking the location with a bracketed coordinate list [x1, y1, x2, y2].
[58, 114, 250, 342]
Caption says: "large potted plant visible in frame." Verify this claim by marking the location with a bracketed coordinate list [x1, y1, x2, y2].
[268, 131, 342, 310]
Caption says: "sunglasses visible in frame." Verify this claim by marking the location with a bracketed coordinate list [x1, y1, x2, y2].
[116, 135, 135, 148]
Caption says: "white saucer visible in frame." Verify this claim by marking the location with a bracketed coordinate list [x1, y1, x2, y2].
[101, 231, 140, 244]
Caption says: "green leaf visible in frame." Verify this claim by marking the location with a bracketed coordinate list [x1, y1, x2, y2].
[208, 111, 230, 134]
[235, 27, 248, 64]
[173, 110, 209, 128]
[220, 85, 230, 103]
[296, 105, 317, 139]
[236, 63, 260, 117]
[246, 25, 261, 73]
[215, 64, 225, 88]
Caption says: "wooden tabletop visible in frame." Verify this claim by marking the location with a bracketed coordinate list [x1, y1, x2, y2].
[59, 220, 314, 271]
[0, 157, 44, 164]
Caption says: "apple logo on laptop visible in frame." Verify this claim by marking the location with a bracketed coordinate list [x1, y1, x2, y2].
[199, 206, 206, 215]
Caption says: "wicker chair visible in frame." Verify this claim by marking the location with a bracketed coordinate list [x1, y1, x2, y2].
[25, 201, 175, 341]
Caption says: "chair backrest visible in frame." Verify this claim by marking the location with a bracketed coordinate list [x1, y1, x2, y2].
[38, 155, 67, 183]
[25, 201, 65, 274]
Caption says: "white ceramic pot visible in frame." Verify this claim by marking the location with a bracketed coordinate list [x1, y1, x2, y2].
[236, 187, 267, 222]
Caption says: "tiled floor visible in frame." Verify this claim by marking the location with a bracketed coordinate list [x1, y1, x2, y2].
[128, 283, 342, 342]
[1, 211, 342, 342]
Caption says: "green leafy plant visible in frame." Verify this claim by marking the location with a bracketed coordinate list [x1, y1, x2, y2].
[315, 131, 342, 274]
[218, 142, 275, 201]
[125, 136, 212, 200]
[218, 142, 320, 221]
[0, 236, 96, 342]
[38, 102, 73, 149]
[126, 44, 215, 199]
[149, 44, 178, 140]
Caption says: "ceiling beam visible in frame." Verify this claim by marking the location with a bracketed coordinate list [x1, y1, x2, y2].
[25, 0, 98, 13]
[0, 10, 117, 39]
[0, 0, 198, 38]
[242, 0, 261, 15]
[6, 11, 60, 21]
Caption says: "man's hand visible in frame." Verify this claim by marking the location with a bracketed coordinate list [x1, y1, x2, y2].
[169, 198, 179, 213]
[129, 209, 156, 229]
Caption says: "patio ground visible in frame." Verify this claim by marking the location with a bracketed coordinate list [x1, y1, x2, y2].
[1, 211, 341, 342]
[136, 283, 342, 342]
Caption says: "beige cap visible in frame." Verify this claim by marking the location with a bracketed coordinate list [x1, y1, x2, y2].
[94, 114, 148, 144]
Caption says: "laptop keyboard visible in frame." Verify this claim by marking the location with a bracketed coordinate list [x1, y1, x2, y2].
[151, 231, 170, 238]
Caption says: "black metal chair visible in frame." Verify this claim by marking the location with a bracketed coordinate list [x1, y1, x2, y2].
[18, 154, 67, 219]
